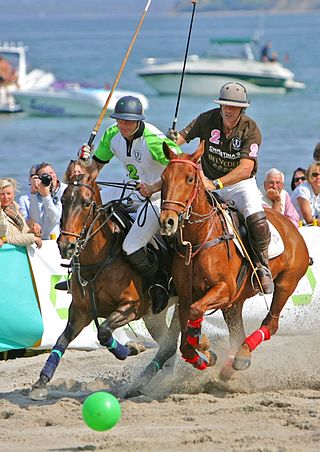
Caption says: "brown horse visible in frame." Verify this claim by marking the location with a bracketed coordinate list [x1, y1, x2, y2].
[160, 141, 309, 376]
[29, 170, 180, 400]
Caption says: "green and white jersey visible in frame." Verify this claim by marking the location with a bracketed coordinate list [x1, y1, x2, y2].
[94, 122, 181, 185]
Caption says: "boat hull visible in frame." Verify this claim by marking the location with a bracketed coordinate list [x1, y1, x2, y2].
[138, 57, 305, 96]
[12, 88, 149, 117]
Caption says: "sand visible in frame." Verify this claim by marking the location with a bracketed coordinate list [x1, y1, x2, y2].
[1, 327, 320, 452]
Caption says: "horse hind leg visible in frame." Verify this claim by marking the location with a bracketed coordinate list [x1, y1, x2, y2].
[233, 272, 299, 371]
[219, 302, 246, 380]
[124, 302, 180, 398]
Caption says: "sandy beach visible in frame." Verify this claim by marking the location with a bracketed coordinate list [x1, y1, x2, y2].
[1, 325, 320, 452]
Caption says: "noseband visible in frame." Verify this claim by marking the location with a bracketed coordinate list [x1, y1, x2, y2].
[161, 158, 199, 216]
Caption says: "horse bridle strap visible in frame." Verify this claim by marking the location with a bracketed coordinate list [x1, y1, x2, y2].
[162, 158, 199, 214]
[70, 180, 96, 195]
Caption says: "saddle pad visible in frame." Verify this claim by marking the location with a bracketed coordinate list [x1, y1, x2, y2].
[224, 211, 284, 259]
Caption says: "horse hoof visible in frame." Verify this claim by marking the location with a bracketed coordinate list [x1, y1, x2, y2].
[232, 356, 251, 371]
[219, 357, 236, 381]
[29, 386, 48, 401]
[207, 350, 218, 367]
[123, 386, 144, 399]
[126, 341, 147, 355]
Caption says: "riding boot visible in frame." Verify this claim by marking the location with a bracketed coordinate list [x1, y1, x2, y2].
[126, 247, 169, 314]
[55, 279, 72, 293]
[246, 211, 274, 294]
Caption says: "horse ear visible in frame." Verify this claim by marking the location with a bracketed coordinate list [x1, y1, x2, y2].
[191, 140, 205, 163]
[163, 141, 177, 161]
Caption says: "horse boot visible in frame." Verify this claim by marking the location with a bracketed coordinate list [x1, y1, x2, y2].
[126, 247, 169, 314]
[246, 211, 274, 294]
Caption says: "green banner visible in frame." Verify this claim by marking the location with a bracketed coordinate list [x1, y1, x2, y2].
[0, 244, 43, 352]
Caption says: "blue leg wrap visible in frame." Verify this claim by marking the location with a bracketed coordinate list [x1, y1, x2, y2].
[41, 345, 65, 380]
[105, 336, 131, 361]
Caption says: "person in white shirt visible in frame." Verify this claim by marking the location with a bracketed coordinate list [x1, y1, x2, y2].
[261, 168, 299, 227]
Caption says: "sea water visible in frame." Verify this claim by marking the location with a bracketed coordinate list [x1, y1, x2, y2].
[1, 5, 320, 193]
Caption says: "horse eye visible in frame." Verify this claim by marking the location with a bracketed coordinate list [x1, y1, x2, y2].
[83, 201, 91, 208]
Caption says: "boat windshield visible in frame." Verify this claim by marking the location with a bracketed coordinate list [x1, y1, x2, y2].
[205, 37, 258, 61]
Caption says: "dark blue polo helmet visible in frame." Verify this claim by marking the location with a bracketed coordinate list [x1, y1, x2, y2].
[110, 95, 145, 121]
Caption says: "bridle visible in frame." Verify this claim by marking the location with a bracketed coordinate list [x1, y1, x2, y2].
[161, 158, 200, 220]
[59, 180, 110, 255]
[161, 158, 216, 224]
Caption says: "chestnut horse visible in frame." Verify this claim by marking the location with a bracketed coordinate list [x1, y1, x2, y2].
[29, 171, 180, 400]
[160, 141, 309, 376]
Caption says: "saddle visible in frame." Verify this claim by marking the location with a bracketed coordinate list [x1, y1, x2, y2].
[207, 192, 284, 291]
[109, 201, 174, 291]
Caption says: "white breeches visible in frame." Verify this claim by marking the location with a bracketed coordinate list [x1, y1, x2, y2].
[100, 185, 161, 255]
[217, 177, 264, 218]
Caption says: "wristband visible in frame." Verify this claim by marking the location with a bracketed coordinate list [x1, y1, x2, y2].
[212, 178, 224, 190]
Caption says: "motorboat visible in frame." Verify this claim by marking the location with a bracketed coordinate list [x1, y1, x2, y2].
[12, 82, 149, 117]
[0, 41, 55, 113]
[137, 37, 306, 96]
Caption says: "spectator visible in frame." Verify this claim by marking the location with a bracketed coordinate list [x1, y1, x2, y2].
[0, 178, 42, 248]
[261, 168, 299, 227]
[313, 142, 320, 161]
[0, 55, 18, 86]
[63, 159, 86, 183]
[260, 41, 273, 62]
[28, 162, 67, 239]
[291, 161, 320, 225]
[290, 167, 306, 192]
[18, 165, 42, 236]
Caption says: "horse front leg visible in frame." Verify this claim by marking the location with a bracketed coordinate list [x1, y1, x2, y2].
[98, 302, 146, 361]
[29, 310, 90, 400]
[181, 281, 231, 371]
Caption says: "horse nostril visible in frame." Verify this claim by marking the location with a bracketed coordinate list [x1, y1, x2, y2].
[168, 218, 175, 228]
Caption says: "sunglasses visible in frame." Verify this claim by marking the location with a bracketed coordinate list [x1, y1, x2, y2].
[293, 176, 306, 182]
[311, 172, 320, 178]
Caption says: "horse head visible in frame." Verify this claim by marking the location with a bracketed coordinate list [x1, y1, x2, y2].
[160, 141, 204, 236]
[58, 165, 101, 260]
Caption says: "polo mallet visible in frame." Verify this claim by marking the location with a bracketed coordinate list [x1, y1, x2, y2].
[87, 0, 152, 147]
[171, 0, 197, 132]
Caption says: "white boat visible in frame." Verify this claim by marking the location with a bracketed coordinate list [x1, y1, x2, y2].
[0, 41, 55, 113]
[137, 37, 306, 96]
[12, 82, 149, 117]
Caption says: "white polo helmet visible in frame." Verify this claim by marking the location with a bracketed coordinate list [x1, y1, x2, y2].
[214, 82, 250, 108]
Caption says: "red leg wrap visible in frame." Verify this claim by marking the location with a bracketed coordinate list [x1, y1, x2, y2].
[244, 326, 271, 352]
[183, 351, 208, 371]
[187, 316, 203, 347]
[188, 317, 204, 328]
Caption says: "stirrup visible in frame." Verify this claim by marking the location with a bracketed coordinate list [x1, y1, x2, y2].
[251, 266, 274, 294]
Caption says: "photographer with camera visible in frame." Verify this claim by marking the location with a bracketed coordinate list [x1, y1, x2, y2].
[28, 162, 67, 240]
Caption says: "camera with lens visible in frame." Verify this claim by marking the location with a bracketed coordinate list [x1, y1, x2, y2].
[40, 173, 53, 187]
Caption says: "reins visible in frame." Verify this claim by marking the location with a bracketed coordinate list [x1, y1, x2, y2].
[162, 158, 225, 264]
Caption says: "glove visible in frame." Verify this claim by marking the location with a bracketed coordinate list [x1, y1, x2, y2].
[166, 128, 179, 143]
[78, 143, 93, 161]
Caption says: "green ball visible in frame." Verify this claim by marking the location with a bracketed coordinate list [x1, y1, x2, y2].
[82, 391, 121, 431]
